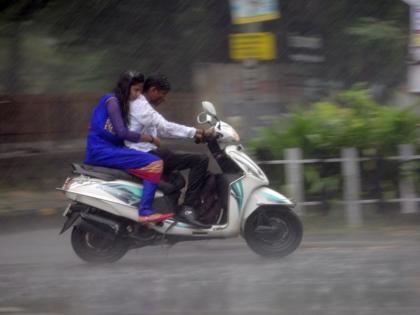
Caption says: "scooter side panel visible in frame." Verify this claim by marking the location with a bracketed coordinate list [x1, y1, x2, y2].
[63, 177, 163, 221]
[65, 192, 139, 221]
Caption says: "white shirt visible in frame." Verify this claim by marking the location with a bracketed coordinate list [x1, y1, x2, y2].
[125, 95, 197, 152]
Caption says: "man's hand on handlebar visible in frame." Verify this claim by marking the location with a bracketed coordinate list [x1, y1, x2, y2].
[204, 127, 216, 140]
[194, 127, 215, 143]
[194, 128, 204, 143]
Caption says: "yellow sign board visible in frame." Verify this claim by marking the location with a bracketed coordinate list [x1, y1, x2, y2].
[229, 32, 276, 61]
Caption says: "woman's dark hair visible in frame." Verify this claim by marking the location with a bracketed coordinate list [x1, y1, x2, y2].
[113, 70, 144, 124]
[143, 74, 171, 93]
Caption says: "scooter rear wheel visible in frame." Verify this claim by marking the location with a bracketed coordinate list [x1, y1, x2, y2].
[244, 207, 303, 258]
[71, 226, 129, 263]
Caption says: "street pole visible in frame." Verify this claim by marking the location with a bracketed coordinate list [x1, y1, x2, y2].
[401, 0, 420, 92]
[240, 23, 262, 102]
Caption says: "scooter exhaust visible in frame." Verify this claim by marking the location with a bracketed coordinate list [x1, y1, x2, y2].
[80, 212, 121, 235]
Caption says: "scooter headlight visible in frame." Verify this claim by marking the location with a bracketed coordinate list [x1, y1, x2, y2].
[232, 130, 240, 142]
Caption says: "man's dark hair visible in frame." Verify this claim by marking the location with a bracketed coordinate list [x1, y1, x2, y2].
[113, 70, 144, 124]
[143, 74, 171, 93]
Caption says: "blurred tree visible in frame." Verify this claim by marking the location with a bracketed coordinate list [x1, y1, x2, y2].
[0, 0, 50, 92]
[0, 0, 230, 93]
[344, 18, 406, 87]
[280, 0, 408, 89]
[0, 0, 410, 93]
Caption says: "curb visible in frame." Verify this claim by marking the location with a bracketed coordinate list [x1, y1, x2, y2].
[0, 207, 64, 233]
[0, 207, 62, 218]
[0, 139, 86, 160]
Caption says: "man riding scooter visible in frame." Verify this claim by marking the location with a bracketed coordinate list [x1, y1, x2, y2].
[125, 74, 214, 228]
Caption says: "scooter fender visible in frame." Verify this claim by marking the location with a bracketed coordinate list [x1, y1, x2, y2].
[241, 186, 294, 230]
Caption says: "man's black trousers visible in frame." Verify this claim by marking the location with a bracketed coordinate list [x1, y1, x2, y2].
[151, 148, 209, 207]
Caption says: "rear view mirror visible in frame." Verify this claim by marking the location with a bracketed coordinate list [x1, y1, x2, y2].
[197, 112, 212, 124]
[202, 101, 217, 116]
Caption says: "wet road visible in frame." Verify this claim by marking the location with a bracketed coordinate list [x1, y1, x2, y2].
[0, 226, 420, 315]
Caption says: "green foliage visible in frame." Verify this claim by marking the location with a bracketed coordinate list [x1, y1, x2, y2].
[304, 165, 340, 195]
[251, 86, 420, 159]
[251, 86, 419, 203]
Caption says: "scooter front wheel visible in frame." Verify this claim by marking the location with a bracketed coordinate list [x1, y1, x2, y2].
[71, 226, 129, 263]
[244, 206, 303, 258]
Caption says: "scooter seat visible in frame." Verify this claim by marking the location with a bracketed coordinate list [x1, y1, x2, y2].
[71, 163, 185, 195]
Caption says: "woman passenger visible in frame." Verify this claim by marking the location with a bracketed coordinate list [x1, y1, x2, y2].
[84, 71, 173, 223]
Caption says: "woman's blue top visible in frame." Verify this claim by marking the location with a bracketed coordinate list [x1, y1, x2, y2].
[84, 93, 159, 169]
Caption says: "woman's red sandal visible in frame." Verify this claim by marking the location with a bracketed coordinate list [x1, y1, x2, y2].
[138, 212, 174, 223]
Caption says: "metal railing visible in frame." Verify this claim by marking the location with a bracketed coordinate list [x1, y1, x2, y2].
[258, 144, 419, 226]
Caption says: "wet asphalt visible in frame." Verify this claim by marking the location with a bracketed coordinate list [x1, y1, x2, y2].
[0, 223, 420, 315]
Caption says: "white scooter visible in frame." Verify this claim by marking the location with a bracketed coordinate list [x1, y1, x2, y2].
[58, 101, 303, 263]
